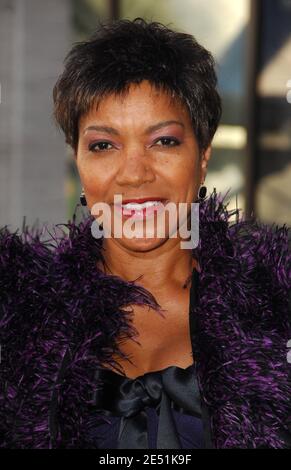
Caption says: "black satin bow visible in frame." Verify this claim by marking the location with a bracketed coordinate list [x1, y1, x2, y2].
[92, 363, 203, 449]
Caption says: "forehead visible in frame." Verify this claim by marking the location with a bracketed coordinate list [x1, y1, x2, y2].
[79, 80, 191, 129]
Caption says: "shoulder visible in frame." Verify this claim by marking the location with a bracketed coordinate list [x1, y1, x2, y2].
[231, 215, 291, 337]
[0, 222, 54, 374]
[196, 192, 291, 448]
[0, 210, 126, 448]
[230, 216, 290, 288]
[198, 190, 290, 301]
[0, 220, 73, 448]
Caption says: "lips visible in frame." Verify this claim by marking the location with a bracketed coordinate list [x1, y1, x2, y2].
[113, 198, 168, 221]
[121, 197, 167, 205]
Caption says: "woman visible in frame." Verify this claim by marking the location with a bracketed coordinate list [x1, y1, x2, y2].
[0, 18, 290, 449]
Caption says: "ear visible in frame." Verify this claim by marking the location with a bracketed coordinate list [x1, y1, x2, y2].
[201, 145, 212, 183]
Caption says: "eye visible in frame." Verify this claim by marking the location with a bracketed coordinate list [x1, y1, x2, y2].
[154, 137, 181, 147]
[88, 141, 114, 152]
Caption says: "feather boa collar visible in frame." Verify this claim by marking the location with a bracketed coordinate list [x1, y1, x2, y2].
[0, 190, 290, 448]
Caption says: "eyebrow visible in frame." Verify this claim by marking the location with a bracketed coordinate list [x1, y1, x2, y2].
[83, 120, 185, 136]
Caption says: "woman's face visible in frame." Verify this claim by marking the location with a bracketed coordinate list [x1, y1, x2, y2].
[76, 80, 211, 252]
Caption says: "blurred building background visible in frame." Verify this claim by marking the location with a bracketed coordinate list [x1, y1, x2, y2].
[0, 0, 290, 231]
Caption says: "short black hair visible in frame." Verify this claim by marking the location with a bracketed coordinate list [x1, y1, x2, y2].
[53, 17, 222, 152]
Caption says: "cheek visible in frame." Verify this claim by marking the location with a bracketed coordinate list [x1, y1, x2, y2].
[167, 160, 198, 191]
[76, 150, 104, 179]
[174, 162, 200, 203]
[76, 158, 113, 200]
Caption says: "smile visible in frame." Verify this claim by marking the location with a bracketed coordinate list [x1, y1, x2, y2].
[114, 200, 167, 221]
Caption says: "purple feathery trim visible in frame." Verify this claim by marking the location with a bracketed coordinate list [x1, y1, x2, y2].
[0, 189, 290, 448]
[0, 203, 163, 448]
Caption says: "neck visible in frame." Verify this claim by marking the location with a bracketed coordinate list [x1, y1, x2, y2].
[97, 236, 199, 293]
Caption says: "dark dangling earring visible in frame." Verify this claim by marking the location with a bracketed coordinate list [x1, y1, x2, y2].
[198, 184, 207, 200]
[80, 188, 87, 206]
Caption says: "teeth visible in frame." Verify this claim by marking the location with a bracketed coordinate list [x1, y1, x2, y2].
[122, 201, 162, 210]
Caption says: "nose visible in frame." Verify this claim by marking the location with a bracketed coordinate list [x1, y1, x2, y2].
[115, 146, 155, 187]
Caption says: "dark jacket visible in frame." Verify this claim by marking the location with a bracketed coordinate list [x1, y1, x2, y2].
[0, 190, 290, 448]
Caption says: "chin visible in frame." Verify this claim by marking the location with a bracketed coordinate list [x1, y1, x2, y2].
[119, 235, 167, 252]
